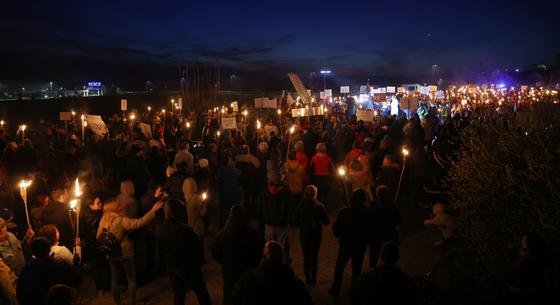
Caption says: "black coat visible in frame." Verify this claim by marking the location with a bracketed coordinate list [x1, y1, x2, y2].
[155, 220, 205, 277]
[212, 222, 264, 298]
[258, 186, 293, 227]
[292, 200, 329, 239]
[17, 258, 79, 305]
[42, 200, 74, 250]
[351, 265, 418, 305]
[332, 205, 372, 251]
[368, 200, 401, 244]
[232, 262, 313, 305]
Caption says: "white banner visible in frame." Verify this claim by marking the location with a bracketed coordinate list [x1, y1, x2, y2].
[139, 122, 152, 139]
[356, 109, 375, 122]
[420, 86, 430, 95]
[320, 91, 326, 99]
[386, 86, 396, 93]
[429, 85, 438, 92]
[86, 115, 108, 136]
[324, 89, 332, 97]
[340, 86, 350, 93]
[221, 117, 237, 129]
[121, 99, 127, 111]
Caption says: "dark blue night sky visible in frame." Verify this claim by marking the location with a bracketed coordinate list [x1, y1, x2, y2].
[1, 0, 559, 88]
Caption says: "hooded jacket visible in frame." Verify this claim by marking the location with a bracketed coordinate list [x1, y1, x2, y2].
[183, 177, 206, 237]
[259, 185, 293, 227]
[117, 180, 139, 218]
[284, 160, 305, 194]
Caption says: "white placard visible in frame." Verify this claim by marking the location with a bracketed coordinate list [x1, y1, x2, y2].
[356, 109, 375, 122]
[230, 101, 239, 112]
[436, 90, 445, 99]
[397, 87, 406, 93]
[340, 86, 350, 93]
[378, 88, 387, 94]
[139, 122, 152, 139]
[221, 117, 237, 129]
[320, 91, 326, 99]
[121, 99, 127, 111]
[429, 85, 438, 92]
[420, 86, 430, 95]
[386, 86, 396, 93]
[325, 89, 332, 97]
[86, 115, 108, 136]
[359, 85, 367, 94]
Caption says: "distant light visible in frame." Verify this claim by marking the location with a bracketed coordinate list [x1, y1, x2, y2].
[498, 83, 506, 89]
[337, 166, 346, 177]
[320, 70, 332, 74]
[402, 147, 409, 157]
[515, 68, 520, 72]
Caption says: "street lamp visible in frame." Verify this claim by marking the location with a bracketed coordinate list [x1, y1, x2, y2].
[320, 70, 331, 91]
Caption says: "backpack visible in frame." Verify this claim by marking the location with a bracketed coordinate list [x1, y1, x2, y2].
[97, 217, 122, 258]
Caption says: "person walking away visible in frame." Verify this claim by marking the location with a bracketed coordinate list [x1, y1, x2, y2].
[232, 241, 312, 305]
[292, 185, 329, 287]
[234, 145, 260, 219]
[217, 155, 242, 229]
[155, 199, 211, 305]
[367, 185, 401, 268]
[212, 205, 264, 305]
[284, 151, 305, 208]
[96, 198, 163, 305]
[310, 142, 334, 206]
[184, 177, 207, 237]
[328, 189, 372, 299]
[258, 177, 293, 265]
[351, 242, 418, 305]
[42, 183, 74, 251]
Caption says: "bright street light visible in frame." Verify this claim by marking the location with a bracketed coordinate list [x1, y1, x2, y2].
[320, 70, 332, 91]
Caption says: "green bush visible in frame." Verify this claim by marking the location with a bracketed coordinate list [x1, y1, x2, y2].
[445, 110, 560, 266]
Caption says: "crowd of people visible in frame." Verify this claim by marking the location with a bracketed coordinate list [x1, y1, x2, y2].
[0, 100, 548, 305]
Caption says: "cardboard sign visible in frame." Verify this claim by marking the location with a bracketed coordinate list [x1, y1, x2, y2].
[400, 97, 419, 110]
[324, 89, 332, 97]
[59, 112, 72, 121]
[359, 85, 367, 94]
[356, 109, 375, 122]
[420, 86, 430, 95]
[221, 117, 237, 129]
[340, 86, 350, 93]
[86, 115, 108, 136]
[230, 101, 239, 112]
[121, 99, 127, 111]
[397, 87, 406, 93]
[429, 85, 438, 92]
[320, 91, 326, 99]
[386, 86, 396, 93]
[139, 122, 152, 139]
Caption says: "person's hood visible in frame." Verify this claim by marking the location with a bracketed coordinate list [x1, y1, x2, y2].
[258, 262, 295, 284]
[286, 160, 300, 172]
[182, 177, 198, 201]
[268, 184, 284, 194]
[120, 180, 135, 197]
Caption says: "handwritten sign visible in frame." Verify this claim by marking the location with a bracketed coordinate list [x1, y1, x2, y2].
[221, 117, 237, 129]
[356, 109, 374, 122]
[386, 86, 396, 93]
[121, 99, 127, 111]
[340, 86, 350, 93]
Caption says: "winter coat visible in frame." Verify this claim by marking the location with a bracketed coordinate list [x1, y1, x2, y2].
[117, 181, 139, 218]
[232, 262, 313, 305]
[368, 200, 401, 244]
[218, 166, 242, 206]
[292, 199, 329, 239]
[284, 160, 305, 194]
[173, 150, 194, 175]
[41, 200, 74, 250]
[333, 205, 372, 251]
[258, 185, 293, 227]
[0, 232, 25, 276]
[154, 220, 205, 277]
[0, 258, 17, 305]
[96, 210, 156, 259]
[183, 177, 206, 237]
[212, 221, 264, 298]
[236, 156, 259, 194]
[351, 264, 418, 305]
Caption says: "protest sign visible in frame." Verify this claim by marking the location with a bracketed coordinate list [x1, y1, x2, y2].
[340, 86, 350, 93]
[86, 115, 108, 136]
[139, 122, 152, 139]
[386, 86, 396, 93]
[420, 86, 430, 95]
[59, 112, 71, 121]
[356, 109, 375, 122]
[221, 117, 237, 129]
[325, 89, 332, 97]
[121, 99, 127, 111]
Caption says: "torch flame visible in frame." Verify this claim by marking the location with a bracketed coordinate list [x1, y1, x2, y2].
[19, 180, 32, 188]
[74, 178, 82, 197]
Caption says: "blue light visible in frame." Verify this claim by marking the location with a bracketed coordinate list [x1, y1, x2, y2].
[88, 82, 102, 87]
[498, 83, 506, 89]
